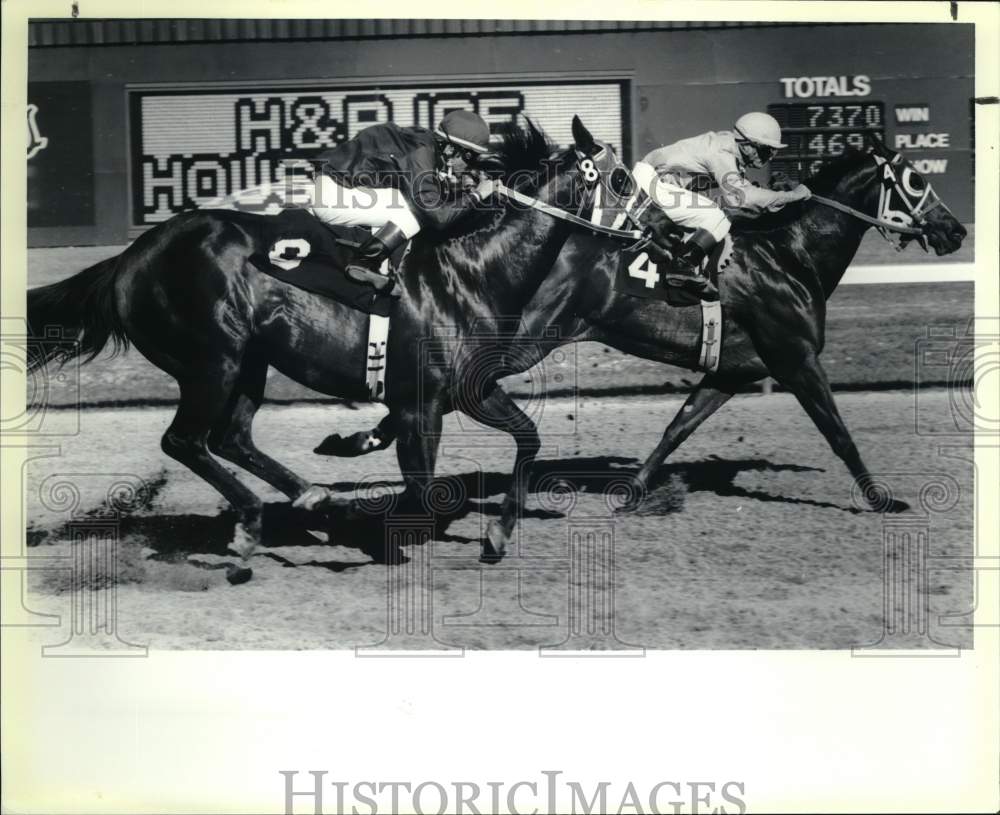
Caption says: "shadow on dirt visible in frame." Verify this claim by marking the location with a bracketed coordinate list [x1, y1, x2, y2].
[28, 456, 847, 566]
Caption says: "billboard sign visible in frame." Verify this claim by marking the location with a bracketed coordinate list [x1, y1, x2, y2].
[129, 80, 628, 227]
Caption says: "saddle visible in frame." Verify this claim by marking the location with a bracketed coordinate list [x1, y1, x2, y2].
[248, 209, 397, 400]
[616, 216, 732, 308]
[248, 209, 401, 319]
[615, 196, 731, 372]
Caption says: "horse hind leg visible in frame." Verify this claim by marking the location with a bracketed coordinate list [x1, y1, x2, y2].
[161, 373, 263, 576]
[207, 353, 311, 500]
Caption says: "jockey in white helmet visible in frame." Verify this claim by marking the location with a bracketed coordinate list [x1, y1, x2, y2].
[632, 111, 812, 299]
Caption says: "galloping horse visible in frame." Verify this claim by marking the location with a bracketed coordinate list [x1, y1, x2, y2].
[27, 117, 632, 572]
[320, 134, 967, 544]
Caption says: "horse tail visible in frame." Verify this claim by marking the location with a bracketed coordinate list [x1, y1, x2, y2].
[27, 256, 129, 371]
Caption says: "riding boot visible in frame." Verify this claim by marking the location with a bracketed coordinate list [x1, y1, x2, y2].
[664, 228, 720, 301]
[345, 222, 409, 296]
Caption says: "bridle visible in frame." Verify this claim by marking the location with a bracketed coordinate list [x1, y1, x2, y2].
[812, 151, 945, 251]
[493, 142, 648, 245]
[495, 139, 946, 256]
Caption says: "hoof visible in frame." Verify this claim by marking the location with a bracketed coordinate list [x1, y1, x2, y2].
[614, 496, 642, 514]
[292, 484, 331, 511]
[225, 564, 253, 585]
[313, 433, 354, 457]
[314, 433, 344, 456]
[229, 522, 258, 560]
[861, 482, 911, 514]
[480, 520, 509, 563]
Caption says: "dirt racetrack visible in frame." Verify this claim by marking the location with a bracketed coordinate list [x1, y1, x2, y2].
[24, 389, 973, 651]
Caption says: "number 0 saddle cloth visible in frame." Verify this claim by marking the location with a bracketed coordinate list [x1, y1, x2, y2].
[247, 208, 398, 319]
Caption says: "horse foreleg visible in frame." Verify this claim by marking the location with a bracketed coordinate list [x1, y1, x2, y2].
[461, 385, 541, 562]
[627, 373, 737, 507]
[393, 399, 444, 514]
[770, 353, 909, 512]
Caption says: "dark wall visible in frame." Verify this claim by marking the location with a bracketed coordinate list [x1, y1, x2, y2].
[27, 23, 974, 246]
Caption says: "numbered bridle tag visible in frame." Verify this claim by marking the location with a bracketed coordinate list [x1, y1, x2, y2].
[577, 157, 600, 185]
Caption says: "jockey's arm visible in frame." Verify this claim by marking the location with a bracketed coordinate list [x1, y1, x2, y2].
[707, 152, 808, 213]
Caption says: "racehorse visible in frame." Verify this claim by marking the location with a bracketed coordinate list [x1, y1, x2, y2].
[318, 134, 967, 534]
[26, 116, 634, 574]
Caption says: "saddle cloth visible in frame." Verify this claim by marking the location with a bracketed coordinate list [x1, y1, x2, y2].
[247, 208, 396, 399]
[247, 208, 398, 319]
[613, 233, 732, 373]
[614, 233, 732, 307]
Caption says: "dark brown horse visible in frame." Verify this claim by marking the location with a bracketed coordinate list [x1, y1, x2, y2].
[320, 135, 967, 539]
[27, 117, 628, 573]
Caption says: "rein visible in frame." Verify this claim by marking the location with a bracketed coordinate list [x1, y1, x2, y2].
[494, 181, 643, 242]
[810, 194, 923, 237]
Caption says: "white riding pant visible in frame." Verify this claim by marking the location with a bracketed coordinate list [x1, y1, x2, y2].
[305, 174, 422, 238]
[632, 161, 731, 242]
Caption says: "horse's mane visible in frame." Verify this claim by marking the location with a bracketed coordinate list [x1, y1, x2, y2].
[491, 117, 564, 191]
[731, 149, 873, 234]
[436, 118, 568, 239]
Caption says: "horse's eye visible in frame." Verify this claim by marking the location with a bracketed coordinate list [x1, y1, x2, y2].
[610, 167, 634, 197]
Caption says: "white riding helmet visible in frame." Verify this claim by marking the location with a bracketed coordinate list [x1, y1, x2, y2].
[734, 112, 787, 149]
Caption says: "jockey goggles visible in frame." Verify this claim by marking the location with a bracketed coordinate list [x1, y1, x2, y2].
[442, 142, 480, 164]
[734, 126, 778, 165]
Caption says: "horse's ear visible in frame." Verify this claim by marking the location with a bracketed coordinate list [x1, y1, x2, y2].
[571, 115, 596, 154]
[866, 132, 889, 156]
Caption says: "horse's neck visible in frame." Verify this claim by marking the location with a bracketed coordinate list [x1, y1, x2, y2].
[798, 175, 877, 298]
[435, 190, 570, 312]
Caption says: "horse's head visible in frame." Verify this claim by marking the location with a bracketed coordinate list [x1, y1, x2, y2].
[850, 135, 966, 256]
[490, 116, 675, 251]
[567, 115, 643, 232]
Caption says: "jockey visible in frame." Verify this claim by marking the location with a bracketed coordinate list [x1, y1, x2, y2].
[633, 111, 812, 298]
[309, 110, 496, 292]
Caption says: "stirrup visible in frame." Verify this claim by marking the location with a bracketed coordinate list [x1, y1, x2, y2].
[346, 264, 401, 297]
[663, 273, 719, 301]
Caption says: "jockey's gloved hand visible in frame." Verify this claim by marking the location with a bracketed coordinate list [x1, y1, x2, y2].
[473, 177, 497, 201]
[789, 184, 812, 201]
[769, 171, 797, 192]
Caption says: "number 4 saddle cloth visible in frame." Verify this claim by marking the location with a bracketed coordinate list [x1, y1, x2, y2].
[247, 208, 399, 319]
[614, 233, 733, 373]
[616, 233, 733, 308]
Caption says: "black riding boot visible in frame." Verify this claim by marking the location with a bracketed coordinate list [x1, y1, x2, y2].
[664, 228, 720, 301]
[345, 222, 409, 295]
